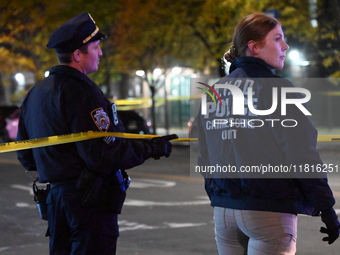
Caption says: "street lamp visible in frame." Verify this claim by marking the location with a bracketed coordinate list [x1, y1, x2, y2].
[288, 50, 310, 67]
[171, 67, 181, 75]
[14, 73, 25, 86]
[289, 50, 300, 61]
[136, 70, 145, 77]
[153, 68, 162, 77]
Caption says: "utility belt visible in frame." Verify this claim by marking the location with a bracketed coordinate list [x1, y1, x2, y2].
[27, 169, 130, 220]
[49, 178, 78, 189]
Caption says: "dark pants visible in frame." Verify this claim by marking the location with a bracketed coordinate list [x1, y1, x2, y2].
[46, 182, 119, 255]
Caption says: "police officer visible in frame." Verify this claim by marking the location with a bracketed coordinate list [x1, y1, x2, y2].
[17, 12, 177, 255]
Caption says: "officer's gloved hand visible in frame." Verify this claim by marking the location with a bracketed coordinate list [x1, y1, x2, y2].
[150, 134, 178, 159]
[320, 208, 340, 244]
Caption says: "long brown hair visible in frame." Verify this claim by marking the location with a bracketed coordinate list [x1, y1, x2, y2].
[225, 13, 280, 63]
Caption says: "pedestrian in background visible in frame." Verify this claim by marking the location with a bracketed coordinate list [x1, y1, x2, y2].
[17, 12, 177, 255]
[197, 13, 339, 255]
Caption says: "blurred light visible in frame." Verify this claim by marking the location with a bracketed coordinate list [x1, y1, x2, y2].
[289, 50, 300, 61]
[45, 71, 50, 77]
[288, 50, 310, 66]
[172, 89, 178, 96]
[136, 70, 145, 77]
[173, 78, 180, 85]
[171, 67, 182, 75]
[311, 19, 318, 28]
[14, 73, 25, 86]
[153, 68, 162, 76]
[300, 61, 310, 66]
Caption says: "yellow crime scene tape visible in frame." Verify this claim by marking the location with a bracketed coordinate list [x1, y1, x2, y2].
[0, 131, 196, 154]
[0, 132, 339, 154]
[317, 135, 340, 143]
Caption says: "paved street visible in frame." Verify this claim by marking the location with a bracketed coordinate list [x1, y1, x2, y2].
[0, 144, 340, 254]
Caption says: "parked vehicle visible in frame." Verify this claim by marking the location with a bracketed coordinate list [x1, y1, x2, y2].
[5, 108, 20, 141]
[0, 106, 19, 142]
[117, 110, 151, 134]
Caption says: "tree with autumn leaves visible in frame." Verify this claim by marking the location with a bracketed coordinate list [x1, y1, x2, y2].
[0, 0, 339, 103]
[112, 0, 339, 79]
[0, 0, 118, 103]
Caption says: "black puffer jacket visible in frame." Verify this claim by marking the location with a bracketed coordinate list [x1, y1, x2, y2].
[198, 57, 335, 216]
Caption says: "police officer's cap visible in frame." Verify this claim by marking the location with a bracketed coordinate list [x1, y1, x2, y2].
[47, 12, 107, 54]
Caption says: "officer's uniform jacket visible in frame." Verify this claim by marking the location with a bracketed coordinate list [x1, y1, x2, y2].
[198, 57, 335, 216]
[17, 65, 152, 183]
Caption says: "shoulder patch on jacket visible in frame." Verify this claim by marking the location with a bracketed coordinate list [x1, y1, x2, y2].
[91, 107, 110, 131]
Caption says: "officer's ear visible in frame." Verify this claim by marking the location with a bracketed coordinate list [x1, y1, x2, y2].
[72, 49, 81, 63]
[247, 40, 258, 55]
[247, 40, 265, 57]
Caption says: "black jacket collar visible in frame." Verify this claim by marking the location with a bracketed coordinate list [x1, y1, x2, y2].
[49, 65, 97, 87]
[229, 57, 274, 74]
